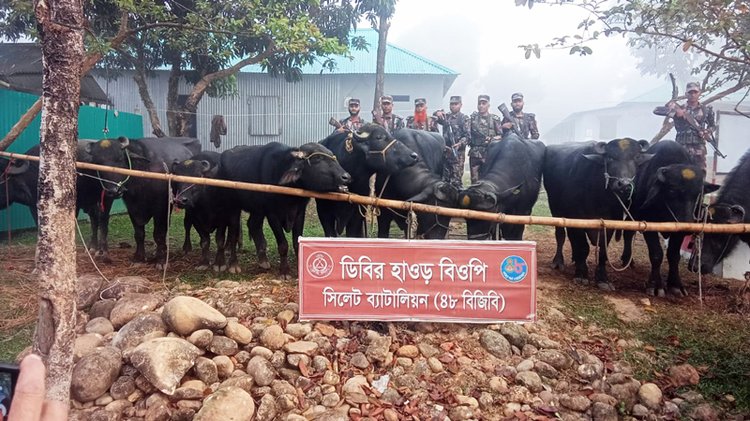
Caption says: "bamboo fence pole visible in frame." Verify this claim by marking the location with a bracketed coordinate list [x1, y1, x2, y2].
[2, 150, 749, 235]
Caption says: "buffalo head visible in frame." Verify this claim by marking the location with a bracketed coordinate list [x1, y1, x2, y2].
[171, 156, 218, 209]
[279, 143, 351, 193]
[458, 181, 523, 240]
[352, 124, 419, 173]
[642, 164, 719, 219]
[689, 203, 746, 274]
[83, 137, 145, 197]
[583, 138, 653, 198]
[0, 158, 33, 210]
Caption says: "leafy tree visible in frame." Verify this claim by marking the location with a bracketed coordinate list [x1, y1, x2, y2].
[516, 0, 750, 106]
[0, 0, 364, 141]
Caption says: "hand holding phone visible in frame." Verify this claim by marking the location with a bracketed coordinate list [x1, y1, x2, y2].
[3, 355, 68, 421]
[0, 362, 19, 419]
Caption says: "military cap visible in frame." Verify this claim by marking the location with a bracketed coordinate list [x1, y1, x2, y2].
[348, 98, 360, 105]
[414, 98, 426, 105]
[511, 92, 524, 101]
[478, 94, 490, 102]
[449, 95, 462, 103]
[380, 95, 393, 104]
[686, 82, 701, 93]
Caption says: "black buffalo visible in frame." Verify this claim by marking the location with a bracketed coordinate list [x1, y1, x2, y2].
[690, 148, 750, 274]
[316, 124, 418, 237]
[84, 136, 201, 267]
[619, 141, 719, 296]
[0, 141, 116, 262]
[171, 152, 229, 270]
[217, 142, 351, 277]
[544, 138, 652, 289]
[375, 128, 458, 239]
[457, 134, 545, 240]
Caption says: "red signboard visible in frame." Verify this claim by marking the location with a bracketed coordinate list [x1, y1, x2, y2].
[298, 238, 537, 323]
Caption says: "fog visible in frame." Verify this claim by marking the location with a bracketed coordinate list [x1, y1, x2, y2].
[385, 0, 669, 131]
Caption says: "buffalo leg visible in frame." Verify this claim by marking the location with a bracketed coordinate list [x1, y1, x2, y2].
[567, 228, 590, 284]
[213, 210, 236, 272]
[317, 201, 338, 237]
[130, 214, 147, 263]
[501, 222, 525, 241]
[643, 231, 664, 296]
[182, 212, 193, 253]
[621, 230, 635, 267]
[666, 233, 688, 297]
[224, 212, 241, 274]
[594, 229, 615, 290]
[152, 209, 169, 270]
[97, 198, 113, 264]
[551, 227, 566, 270]
[292, 206, 306, 257]
[248, 212, 270, 270]
[266, 214, 291, 278]
[196, 225, 212, 270]
[377, 213, 393, 238]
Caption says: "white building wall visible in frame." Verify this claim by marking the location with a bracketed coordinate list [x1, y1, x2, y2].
[95, 71, 448, 151]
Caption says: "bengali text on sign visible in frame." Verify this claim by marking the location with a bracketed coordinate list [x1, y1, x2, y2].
[298, 238, 536, 323]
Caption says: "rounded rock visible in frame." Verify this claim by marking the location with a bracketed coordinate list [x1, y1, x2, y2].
[480, 329, 512, 359]
[86, 317, 114, 336]
[129, 337, 203, 396]
[162, 296, 227, 336]
[224, 320, 253, 345]
[110, 293, 163, 329]
[71, 347, 122, 402]
[638, 382, 663, 410]
[194, 386, 254, 421]
[259, 325, 286, 350]
[246, 356, 276, 386]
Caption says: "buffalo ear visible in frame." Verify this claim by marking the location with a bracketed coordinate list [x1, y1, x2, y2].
[200, 160, 212, 174]
[637, 139, 651, 151]
[656, 167, 668, 183]
[279, 154, 305, 185]
[635, 153, 654, 165]
[593, 141, 607, 154]
[434, 181, 458, 203]
[583, 154, 604, 163]
[117, 136, 130, 149]
[703, 182, 720, 194]
[709, 204, 746, 223]
[171, 159, 181, 173]
[498, 183, 523, 201]
[84, 142, 93, 155]
[290, 150, 306, 160]
[6, 159, 30, 175]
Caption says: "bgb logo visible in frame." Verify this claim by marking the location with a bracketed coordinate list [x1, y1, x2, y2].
[306, 251, 334, 279]
[501, 255, 528, 283]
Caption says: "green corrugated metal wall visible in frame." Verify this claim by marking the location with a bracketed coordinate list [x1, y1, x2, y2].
[0, 88, 143, 232]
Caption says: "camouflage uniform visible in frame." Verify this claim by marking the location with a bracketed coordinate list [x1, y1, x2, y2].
[435, 100, 470, 188]
[338, 115, 365, 132]
[469, 103, 503, 184]
[502, 111, 540, 140]
[375, 113, 404, 134]
[673, 102, 715, 170]
[404, 115, 439, 132]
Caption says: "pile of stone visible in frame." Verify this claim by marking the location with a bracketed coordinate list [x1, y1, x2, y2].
[63, 274, 725, 421]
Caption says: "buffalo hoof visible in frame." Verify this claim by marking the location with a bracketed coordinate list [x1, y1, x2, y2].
[213, 264, 227, 272]
[646, 287, 656, 296]
[668, 287, 688, 297]
[573, 277, 590, 286]
[101, 255, 113, 265]
[551, 260, 565, 271]
[196, 264, 209, 271]
[155, 262, 168, 271]
[597, 282, 616, 291]
[259, 260, 271, 270]
[228, 264, 242, 274]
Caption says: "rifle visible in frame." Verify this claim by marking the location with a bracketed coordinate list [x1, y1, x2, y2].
[497, 103, 522, 138]
[654, 104, 726, 158]
[328, 117, 347, 131]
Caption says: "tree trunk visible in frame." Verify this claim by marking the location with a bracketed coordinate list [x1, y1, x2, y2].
[372, 14, 390, 116]
[133, 66, 166, 137]
[33, 0, 81, 405]
[166, 57, 182, 137]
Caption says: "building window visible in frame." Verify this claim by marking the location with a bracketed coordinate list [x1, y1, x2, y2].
[392, 95, 410, 102]
[247, 96, 281, 136]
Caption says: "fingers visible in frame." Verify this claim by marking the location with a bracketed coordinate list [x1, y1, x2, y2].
[42, 400, 69, 421]
[7, 354, 45, 421]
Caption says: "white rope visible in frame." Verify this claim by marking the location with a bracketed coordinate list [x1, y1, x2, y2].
[163, 164, 173, 284]
[75, 217, 110, 284]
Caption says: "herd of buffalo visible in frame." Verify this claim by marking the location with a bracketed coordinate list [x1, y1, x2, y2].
[1, 124, 748, 296]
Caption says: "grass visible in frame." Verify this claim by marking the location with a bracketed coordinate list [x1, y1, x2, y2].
[556, 286, 750, 414]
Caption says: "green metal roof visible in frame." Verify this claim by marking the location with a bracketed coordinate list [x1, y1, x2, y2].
[239, 28, 458, 75]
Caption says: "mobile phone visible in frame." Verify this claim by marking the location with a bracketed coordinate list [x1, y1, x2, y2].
[0, 362, 19, 419]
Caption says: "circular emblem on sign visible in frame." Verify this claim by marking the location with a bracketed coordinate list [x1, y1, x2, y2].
[306, 251, 334, 279]
[501, 255, 528, 283]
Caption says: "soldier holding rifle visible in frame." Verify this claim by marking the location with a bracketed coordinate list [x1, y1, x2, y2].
[653, 82, 718, 170]
[469, 94, 503, 184]
[434, 95, 471, 188]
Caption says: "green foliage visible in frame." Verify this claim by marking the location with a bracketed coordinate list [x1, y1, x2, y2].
[515, 0, 750, 101]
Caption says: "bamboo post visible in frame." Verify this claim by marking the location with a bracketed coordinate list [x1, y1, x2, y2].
[2, 150, 750, 234]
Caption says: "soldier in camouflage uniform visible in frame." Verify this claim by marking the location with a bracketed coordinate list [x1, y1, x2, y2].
[501, 93, 540, 140]
[435, 95, 470, 188]
[372, 95, 404, 134]
[656, 82, 715, 170]
[469, 94, 503, 184]
[405, 98, 439, 132]
[336, 98, 365, 132]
